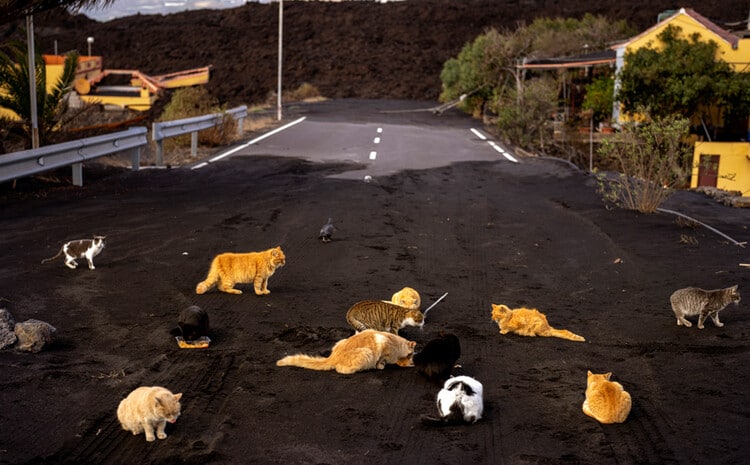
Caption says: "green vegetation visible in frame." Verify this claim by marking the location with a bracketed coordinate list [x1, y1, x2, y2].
[0, 41, 79, 148]
[158, 86, 235, 149]
[440, 14, 633, 147]
[617, 24, 750, 134]
[596, 110, 691, 213]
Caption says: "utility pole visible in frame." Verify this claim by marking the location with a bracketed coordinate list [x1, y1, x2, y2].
[26, 15, 39, 149]
[277, 0, 283, 121]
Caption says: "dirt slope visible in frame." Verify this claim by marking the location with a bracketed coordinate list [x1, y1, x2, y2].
[2, 0, 748, 106]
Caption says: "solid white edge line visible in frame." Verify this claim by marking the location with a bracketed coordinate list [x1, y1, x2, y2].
[192, 116, 307, 169]
[470, 128, 487, 140]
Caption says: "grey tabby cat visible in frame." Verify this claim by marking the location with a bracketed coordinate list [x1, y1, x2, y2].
[345, 300, 425, 334]
[670, 285, 740, 329]
[41, 235, 106, 270]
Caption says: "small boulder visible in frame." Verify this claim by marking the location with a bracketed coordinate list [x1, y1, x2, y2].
[0, 309, 17, 349]
[14, 319, 57, 353]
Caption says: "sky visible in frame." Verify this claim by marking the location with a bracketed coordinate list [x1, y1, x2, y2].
[78, 0, 268, 22]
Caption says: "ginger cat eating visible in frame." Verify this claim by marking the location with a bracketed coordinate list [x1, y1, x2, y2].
[276, 329, 416, 374]
[491, 304, 585, 342]
[582, 371, 632, 424]
[196, 246, 285, 295]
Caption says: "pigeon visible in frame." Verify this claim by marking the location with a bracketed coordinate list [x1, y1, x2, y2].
[319, 217, 336, 242]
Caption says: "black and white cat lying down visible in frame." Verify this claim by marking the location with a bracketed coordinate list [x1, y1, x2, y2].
[421, 375, 484, 426]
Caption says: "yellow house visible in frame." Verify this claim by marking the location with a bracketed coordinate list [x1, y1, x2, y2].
[0, 53, 102, 120]
[613, 8, 750, 196]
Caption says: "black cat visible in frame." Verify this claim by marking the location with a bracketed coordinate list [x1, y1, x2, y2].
[171, 305, 209, 341]
[413, 332, 461, 384]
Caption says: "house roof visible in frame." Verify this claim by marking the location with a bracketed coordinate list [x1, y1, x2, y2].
[518, 50, 616, 70]
[617, 7, 739, 49]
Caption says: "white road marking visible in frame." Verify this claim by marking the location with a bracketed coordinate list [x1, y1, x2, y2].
[369, 151, 377, 160]
[192, 116, 307, 169]
[377, 127, 383, 133]
[470, 128, 518, 163]
[374, 137, 381, 144]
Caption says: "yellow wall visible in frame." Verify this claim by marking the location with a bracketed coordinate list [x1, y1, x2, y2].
[691, 142, 750, 195]
[625, 11, 750, 72]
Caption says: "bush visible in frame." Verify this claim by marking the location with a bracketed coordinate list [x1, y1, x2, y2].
[157, 86, 234, 149]
[596, 111, 691, 213]
[286, 82, 322, 101]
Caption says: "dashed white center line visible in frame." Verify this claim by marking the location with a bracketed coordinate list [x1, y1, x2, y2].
[374, 137, 381, 144]
[471, 128, 518, 163]
[369, 151, 377, 160]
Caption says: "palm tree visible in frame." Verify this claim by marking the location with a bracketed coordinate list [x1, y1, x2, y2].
[0, 40, 79, 148]
[0, 1, 115, 24]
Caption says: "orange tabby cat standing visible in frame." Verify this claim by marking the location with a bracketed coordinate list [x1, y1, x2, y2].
[491, 304, 585, 342]
[196, 246, 285, 295]
[582, 371, 632, 424]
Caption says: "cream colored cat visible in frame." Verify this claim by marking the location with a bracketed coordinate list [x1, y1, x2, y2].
[117, 386, 182, 442]
[276, 329, 416, 374]
[491, 304, 585, 342]
[195, 246, 285, 295]
[582, 371, 632, 424]
[390, 286, 421, 310]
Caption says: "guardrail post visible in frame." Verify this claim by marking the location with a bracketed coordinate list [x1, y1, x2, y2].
[237, 115, 245, 137]
[191, 132, 198, 157]
[129, 147, 141, 170]
[72, 163, 83, 186]
[155, 139, 164, 166]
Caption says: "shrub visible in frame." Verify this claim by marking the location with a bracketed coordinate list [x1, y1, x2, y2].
[596, 110, 691, 213]
[157, 86, 234, 149]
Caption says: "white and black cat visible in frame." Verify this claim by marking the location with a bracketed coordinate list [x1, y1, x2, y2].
[171, 305, 210, 341]
[421, 375, 484, 426]
[41, 235, 106, 270]
[413, 332, 461, 384]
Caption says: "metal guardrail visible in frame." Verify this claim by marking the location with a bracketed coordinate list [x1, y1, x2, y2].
[152, 105, 247, 165]
[0, 127, 147, 187]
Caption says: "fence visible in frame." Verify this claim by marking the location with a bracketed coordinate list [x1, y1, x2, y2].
[151, 105, 247, 165]
[0, 127, 147, 187]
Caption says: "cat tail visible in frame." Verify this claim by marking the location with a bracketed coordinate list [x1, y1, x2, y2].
[420, 404, 468, 427]
[276, 354, 336, 371]
[549, 328, 585, 342]
[41, 248, 63, 264]
[195, 263, 220, 294]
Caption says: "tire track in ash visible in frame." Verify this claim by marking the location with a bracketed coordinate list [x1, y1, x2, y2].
[600, 396, 695, 465]
[379, 165, 501, 464]
[59, 351, 236, 464]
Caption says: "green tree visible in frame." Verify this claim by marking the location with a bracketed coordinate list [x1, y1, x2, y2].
[616, 24, 750, 128]
[583, 74, 615, 125]
[0, 40, 79, 147]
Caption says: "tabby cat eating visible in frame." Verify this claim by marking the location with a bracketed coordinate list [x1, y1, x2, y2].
[41, 235, 106, 270]
[346, 300, 425, 334]
[195, 246, 285, 295]
[491, 304, 585, 342]
[276, 329, 416, 374]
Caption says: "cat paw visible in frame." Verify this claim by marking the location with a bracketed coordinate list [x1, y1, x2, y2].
[157, 432, 167, 440]
[697, 325, 704, 329]
[146, 435, 156, 442]
[715, 322, 724, 327]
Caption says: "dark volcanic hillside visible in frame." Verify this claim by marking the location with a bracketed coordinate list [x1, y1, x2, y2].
[3, 0, 750, 106]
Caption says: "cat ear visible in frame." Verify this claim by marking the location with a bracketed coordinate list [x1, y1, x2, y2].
[173, 393, 183, 401]
[605, 372, 612, 380]
[408, 341, 417, 348]
[587, 370, 593, 376]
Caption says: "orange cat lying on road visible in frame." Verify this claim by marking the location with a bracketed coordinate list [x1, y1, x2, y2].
[276, 329, 416, 374]
[196, 246, 285, 295]
[491, 304, 585, 342]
